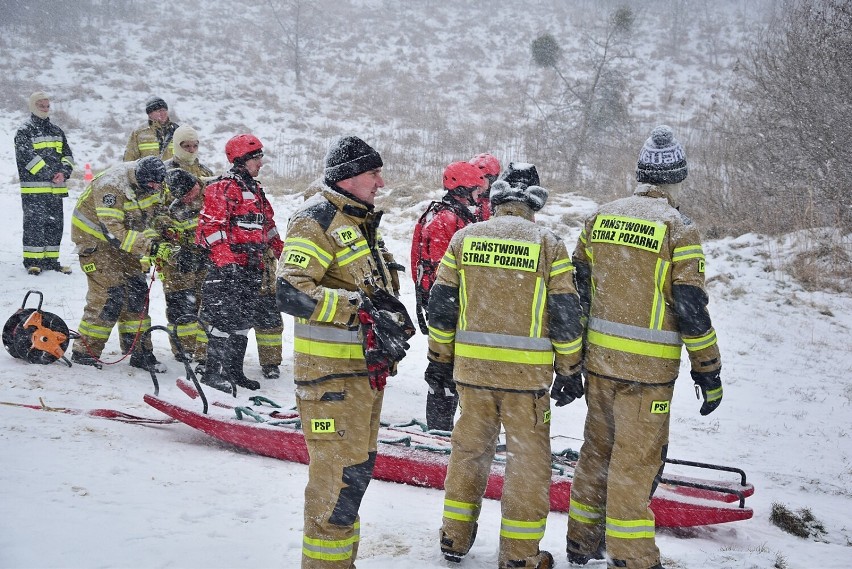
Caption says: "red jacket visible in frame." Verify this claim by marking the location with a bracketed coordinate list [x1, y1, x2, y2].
[196, 168, 283, 268]
[411, 198, 477, 295]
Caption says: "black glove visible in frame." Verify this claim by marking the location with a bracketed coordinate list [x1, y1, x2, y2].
[691, 369, 723, 416]
[424, 360, 456, 396]
[361, 290, 416, 363]
[551, 372, 584, 407]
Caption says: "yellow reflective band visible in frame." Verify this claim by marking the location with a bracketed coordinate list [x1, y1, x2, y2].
[137, 142, 159, 152]
[120, 229, 139, 252]
[705, 385, 723, 402]
[29, 159, 48, 175]
[550, 257, 574, 277]
[72, 216, 107, 241]
[499, 517, 547, 540]
[456, 343, 553, 365]
[95, 207, 125, 220]
[461, 237, 540, 272]
[443, 499, 478, 522]
[302, 530, 358, 562]
[605, 516, 655, 539]
[22, 251, 45, 259]
[552, 337, 582, 355]
[440, 251, 458, 270]
[458, 270, 468, 330]
[336, 239, 370, 267]
[283, 238, 332, 268]
[294, 338, 364, 360]
[530, 276, 546, 337]
[650, 400, 670, 414]
[255, 333, 282, 347]
[672, 244, 705, 263]
[175, 322, 198, 338]
[590, 215, 666, 253]
[78, 320, 113, 340]
[568, 498, 604, 524]
[32, 140, 63, 151]
[317, 289, 339, 323]
[682, 330, 717, 352]
[428, 326, 455, 344]
[310, 418, 335, 433]
[650, 258, 670, 329]
[587, 329, 682, 360]
[118, 319, 150, 335]
[283, 249, 310, 268]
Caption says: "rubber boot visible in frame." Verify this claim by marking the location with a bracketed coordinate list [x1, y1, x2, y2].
[199, 335, 234, 394]
[226, 334, 259, 391]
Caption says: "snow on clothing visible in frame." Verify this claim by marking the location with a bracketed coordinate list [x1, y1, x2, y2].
[69, 161, 161, 359]
[123, 119, 178, 161]
[411, 196, 478, 430]
[276, 186, 400, 569]
[427, 201, 583, 567]
[157, 158, 214, 359]
[194, 166, 283, 388]
[566, 183, 722, 569]
[14, 114, 75, 270]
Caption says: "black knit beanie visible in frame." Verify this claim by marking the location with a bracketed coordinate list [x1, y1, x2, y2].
[165, 169, 198, 200]
[636, 125, 688, 185]
[324, 136, 383, 185]
[499, 162, 540, 190]
[145, 96, 168, 114]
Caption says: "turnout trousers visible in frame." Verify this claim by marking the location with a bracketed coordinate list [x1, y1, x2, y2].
[21, 193, 64, 270]
[71, 246, 153, 358]
[297, 375, 383, 569]
[566, 375, 673, 569]
[441, 385, 552, 568]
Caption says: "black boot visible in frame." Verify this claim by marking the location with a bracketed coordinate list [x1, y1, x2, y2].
[226, 334, 259, 390]
[199, 335, 235, 394]
[129, 349, 167, 373]
[426, 390, 458, 432]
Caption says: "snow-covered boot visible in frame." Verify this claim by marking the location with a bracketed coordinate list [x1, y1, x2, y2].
[199, 335, 234, 393]
[226, 334, 259, 391]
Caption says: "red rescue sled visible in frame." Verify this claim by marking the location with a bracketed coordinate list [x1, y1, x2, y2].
[144, 378, 753, 528]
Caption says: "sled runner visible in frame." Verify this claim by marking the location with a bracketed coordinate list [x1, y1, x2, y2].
[144, 378, 754, 527]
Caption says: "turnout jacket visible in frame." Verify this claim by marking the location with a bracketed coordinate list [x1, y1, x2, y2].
[427, 202, 584, 391]
[70, 161, 160, 258]
[14, 115, 75, 197]
[123, 120, 178, 161]
[276, 186, 399, 385]
[195, 168, 283, 268]
[573, 183, 721, 384]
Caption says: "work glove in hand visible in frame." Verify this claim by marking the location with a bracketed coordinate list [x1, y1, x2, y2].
[691, 369, 723, 416]
[357, 307, 390, 390]
[551, 372, 584, 407]
[424, 360, 456, 396]
[361, 290, 416, 362]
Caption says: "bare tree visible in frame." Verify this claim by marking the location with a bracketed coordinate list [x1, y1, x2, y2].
[265, 0, 319, 89]
[729, 0, 852, 232]
[529, 5, 635, 185]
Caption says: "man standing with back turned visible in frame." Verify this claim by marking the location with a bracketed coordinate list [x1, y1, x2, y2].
[565, 125, 723, 569]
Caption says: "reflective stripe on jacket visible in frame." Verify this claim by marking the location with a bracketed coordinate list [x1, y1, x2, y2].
[427, 202, 583, 391]
[276, 186, 397, 384]
[573, 183, 721, 384]
[123, 120, 178, 161]
[70, 161, 160, 258]
[14, 115, 75, 197]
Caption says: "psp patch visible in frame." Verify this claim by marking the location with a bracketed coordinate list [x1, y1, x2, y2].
[283, 249, 310, 268]
[333, 226, 360, 247]
[311, 418, 336, 433]
[102, 193, 117, 207]
[650, 400, 670, 414]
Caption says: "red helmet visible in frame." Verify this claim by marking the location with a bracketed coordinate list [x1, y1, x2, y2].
[225, 134, 263, 163]
[469, 153, 501, 177]
[443, 161, 485, 190]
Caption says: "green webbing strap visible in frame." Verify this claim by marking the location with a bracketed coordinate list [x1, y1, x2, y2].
[247, 396, 282, 408]
[234, 407, 266, 422]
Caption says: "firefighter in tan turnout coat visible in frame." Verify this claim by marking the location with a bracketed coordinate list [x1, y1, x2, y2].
[276, 136, 412, 569]
[69, 157, 171, 371]
[565, 126, 723, 569]
[428, 164, 584, 569]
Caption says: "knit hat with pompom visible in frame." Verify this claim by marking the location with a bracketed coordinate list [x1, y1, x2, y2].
[636, 125, 688, 185]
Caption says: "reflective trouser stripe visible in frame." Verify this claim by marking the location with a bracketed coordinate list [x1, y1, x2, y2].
[428, 325, 455, 344]
[302, 522, 359, 561]
[568, 498, 604, 525]
[117, 318, 151, 335]
[683, 329, 717, 352]
[605, 516, 655, 539]
[443, 498, 478, 522]
[704, 385, 723, 402]
[255, 332, 282, 347]
[175, 322, 198, 339]
[499, 517, 547, 540]
[79, 320, 113, 340]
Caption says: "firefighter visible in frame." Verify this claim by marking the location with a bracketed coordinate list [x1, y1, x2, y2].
[123, 96, 178, 161]
[69, 156, 172, 372]
[150, 170, 206, 363]
[428, 163, 584, 569]
[195, 134, 283, 393]
[14, 91, 75, 275]
[276, 136, 413, 569]
[161, 125, 214, 365]
[469, 152, 501, 221]
[565, 126, 723, 569]
[411, 160, 486, 431]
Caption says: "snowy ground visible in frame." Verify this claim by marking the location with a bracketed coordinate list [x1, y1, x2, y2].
[0, 182, 850, 569]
